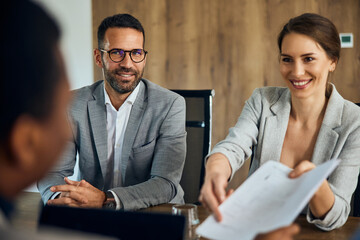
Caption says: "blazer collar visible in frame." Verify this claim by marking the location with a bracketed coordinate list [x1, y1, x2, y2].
[88, 81, 108, 180]
[312, 84, 343, 165]
[270, 88, 292, 116]
[88, 80, 147, 183]
[121, 80, 147, 180]
[322, 84, 343, 129]
[259, 88, 291, 164]
[261, 84, 343, 166]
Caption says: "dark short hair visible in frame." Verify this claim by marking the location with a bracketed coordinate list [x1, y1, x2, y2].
[0, 0, 61, 142]
[278, 13, 340, 62]
[97, 13, 145, 49]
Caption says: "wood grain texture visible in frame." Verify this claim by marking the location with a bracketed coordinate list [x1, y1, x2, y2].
[92, 0, 360, 188]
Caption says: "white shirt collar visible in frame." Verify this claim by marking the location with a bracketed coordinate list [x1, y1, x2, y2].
[104, 82, 140, 108]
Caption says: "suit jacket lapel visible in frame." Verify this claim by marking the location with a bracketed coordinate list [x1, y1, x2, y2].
[312, 84, 342, 165]
[88, 81, 108, 179]
[259, 89, 291, 165]
[260, 84, 342, 166]
[121, 81, 147, 180]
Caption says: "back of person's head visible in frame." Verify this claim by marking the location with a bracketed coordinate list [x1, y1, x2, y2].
[97, 13, 145, 49]
[0, 0, 61, 144]
[0, 0, 72, 197]
[277, 13, 341, 62]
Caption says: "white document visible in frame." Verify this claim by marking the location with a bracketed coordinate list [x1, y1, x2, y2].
[196, 159, 340, 240]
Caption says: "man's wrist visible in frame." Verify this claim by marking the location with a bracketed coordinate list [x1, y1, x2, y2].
[51, 192, 61, 200]
[102, 191, 116, 209]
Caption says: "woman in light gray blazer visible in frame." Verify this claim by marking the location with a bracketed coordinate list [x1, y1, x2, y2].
[199, 13, 360, 232]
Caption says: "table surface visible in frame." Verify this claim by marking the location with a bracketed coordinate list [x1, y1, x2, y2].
[142, 203, 360, 240]
[11, 192, 360, 240]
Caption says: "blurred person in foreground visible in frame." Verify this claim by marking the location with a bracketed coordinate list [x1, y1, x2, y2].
[0, 1, 112, 239]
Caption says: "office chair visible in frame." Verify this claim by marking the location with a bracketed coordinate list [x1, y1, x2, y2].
[172, 89, 215, 203]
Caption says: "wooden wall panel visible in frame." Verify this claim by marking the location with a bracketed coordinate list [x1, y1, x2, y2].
[92, 0, 360, 188]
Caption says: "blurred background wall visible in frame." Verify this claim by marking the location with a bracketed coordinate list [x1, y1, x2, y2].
[92, 0, 360, 187]
[36, 0, 93, 90]
[26, 0, 360, 191]
[92, 0, 360, 148]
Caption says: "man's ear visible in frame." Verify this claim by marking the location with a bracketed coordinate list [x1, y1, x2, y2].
[9, 115, 41, 171]
[94, 48, 104, 68]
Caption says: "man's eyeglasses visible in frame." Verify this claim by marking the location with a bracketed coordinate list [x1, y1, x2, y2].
[100, 48, 147, 63]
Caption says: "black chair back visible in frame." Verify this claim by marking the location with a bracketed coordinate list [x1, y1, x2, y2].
[172, 89, 215, 203]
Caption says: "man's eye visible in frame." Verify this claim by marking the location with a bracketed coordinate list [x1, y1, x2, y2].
[132, 49, 142, 55]
[111, 50, 124, 56]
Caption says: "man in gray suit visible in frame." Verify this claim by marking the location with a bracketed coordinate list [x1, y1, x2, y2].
[38, 14, 186, 210]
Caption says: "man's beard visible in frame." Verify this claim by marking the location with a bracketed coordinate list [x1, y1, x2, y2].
[104, 66, 143, 94]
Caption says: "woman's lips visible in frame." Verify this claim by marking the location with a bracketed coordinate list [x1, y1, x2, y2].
[290, 79, 312, 89]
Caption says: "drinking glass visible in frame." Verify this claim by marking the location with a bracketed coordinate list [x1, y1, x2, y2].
[172, 204, 200, 240]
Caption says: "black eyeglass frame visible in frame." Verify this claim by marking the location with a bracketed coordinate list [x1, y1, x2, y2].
[99, 48, 148, 63]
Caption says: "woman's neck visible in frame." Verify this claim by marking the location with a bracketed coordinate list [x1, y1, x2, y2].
[290, 94, 328, 128]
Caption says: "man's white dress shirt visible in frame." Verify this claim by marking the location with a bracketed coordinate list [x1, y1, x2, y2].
[104, 84, 139, 209]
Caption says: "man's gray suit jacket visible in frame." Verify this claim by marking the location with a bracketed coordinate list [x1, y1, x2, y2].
[38, 79, 186, 210]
